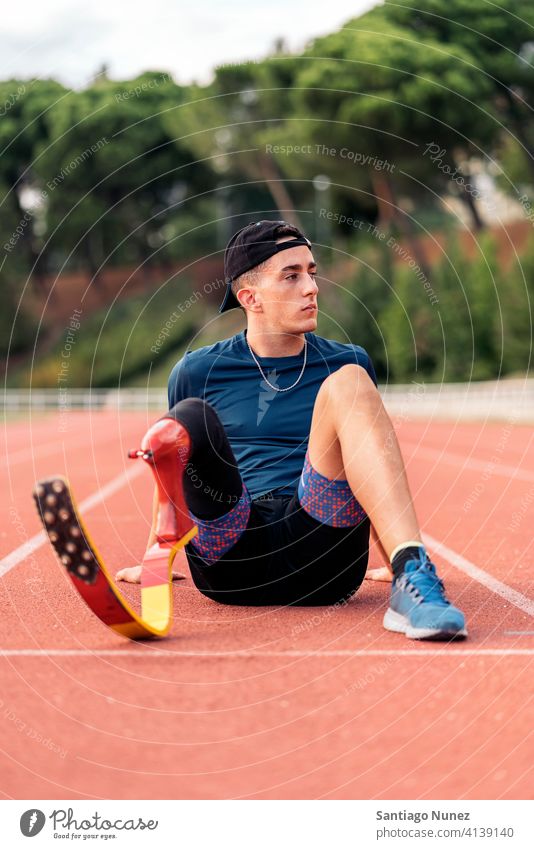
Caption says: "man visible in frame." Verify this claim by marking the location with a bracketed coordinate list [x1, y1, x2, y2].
[119, 220, 466, 640]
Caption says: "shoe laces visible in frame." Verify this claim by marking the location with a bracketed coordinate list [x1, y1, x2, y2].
[397, 553, 449, 606]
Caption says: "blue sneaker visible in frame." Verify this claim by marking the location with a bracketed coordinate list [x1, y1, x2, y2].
[383, 549, 467, 640]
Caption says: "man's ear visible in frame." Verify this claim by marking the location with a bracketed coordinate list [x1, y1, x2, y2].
[237, 287, 262, 313]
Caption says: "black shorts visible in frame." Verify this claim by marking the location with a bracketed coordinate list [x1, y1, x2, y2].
[184, 490, 370, 606]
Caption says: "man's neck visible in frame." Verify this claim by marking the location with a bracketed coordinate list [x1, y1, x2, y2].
[245, 326, 306, 358]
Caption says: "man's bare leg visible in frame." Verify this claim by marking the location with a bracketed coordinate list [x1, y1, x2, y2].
[308, 364, 422, 561]
[366, 527, 393, 582]
[308, 364, 466, 639]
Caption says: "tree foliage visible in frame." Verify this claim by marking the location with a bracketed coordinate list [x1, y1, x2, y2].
[1, 1, 532, 384]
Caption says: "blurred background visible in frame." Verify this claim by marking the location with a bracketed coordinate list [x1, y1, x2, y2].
[1, 0, 533, 398]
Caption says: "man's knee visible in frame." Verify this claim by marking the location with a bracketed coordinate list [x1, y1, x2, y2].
[165, 397, 225, 453]
[317, 364, 379, 407]
[167, 396, 215, 421]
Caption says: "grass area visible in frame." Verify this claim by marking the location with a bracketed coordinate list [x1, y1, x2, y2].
[134, 310, 247, 387]
[8, 282, 201, 388]
[7, 278, 249, 390]
[7, 227, 532, 389]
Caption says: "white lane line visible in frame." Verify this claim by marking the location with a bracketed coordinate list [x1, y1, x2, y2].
[424, 532, 534, 618]
[2, 441, 72, 467]
[2, 429, 121, 468]
[403, 442, 534, 483]
[0, 463, 145, 578]
[0, 649, 533, 658]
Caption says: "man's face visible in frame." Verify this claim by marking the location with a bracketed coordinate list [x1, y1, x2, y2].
[246, 238, 319, 331]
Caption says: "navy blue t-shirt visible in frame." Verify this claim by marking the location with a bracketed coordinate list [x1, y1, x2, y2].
[168, 329, 377, 500]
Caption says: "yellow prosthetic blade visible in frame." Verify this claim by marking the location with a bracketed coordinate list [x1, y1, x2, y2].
[33, 477, 197, 639]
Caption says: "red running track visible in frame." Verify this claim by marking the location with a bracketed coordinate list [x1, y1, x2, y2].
[0, 410, 533, 800]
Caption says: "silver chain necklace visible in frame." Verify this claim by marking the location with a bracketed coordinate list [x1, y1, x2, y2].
[246, 333, 307, 392]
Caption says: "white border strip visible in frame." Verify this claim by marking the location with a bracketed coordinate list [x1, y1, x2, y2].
[424, 532, 534, 618]
[0, 464, 144, 577]
[0, 648, 532, 658]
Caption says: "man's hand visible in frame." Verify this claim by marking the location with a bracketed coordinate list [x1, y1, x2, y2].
[116, 486, 188, 583]
[365, 566, 393, 582]
[116, 565, 186, 584]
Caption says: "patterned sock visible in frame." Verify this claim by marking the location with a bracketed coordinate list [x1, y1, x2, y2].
[390, 541, 427, 580]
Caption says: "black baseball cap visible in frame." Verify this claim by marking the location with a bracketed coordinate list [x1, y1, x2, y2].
[219, 220, 312, 313]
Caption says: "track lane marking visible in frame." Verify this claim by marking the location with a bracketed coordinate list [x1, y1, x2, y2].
[423, 532, 534, 618]
[0, 463, 144, 577]
[0, 649, 532, 657]
[3, 431, 128, 468]
[2, 415, 149, 468]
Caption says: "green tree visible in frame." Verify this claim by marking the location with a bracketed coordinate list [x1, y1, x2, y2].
[499, 238, 534, 374]
[385, 0, 534, 182]
[32, 73, 211, 286]
[0, 249, 37, 358]
[430, 242, 479, 381]
[0, 78, 68, 294]
[290, 7, 497, 243]
[338, 238, 393, 379]
[381, 262, 441, 381]
[163, 57, 306, 236]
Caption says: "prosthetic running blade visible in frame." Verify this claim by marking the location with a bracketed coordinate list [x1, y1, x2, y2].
[32, 418, 197, 639]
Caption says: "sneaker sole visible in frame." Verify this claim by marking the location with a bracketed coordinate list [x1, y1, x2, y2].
[383, 607, 468, 641]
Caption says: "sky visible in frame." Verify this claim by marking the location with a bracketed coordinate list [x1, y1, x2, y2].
[1, 0, 380, 88]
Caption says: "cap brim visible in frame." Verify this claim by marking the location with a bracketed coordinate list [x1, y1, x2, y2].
[218, 283, 241, 313]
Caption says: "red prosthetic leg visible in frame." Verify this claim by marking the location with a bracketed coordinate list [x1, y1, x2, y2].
[33, 417, 197, 640]
[129, 418, 198, 633]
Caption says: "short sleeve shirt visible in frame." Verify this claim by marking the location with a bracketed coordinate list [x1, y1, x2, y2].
[168, 329, 377, 499]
